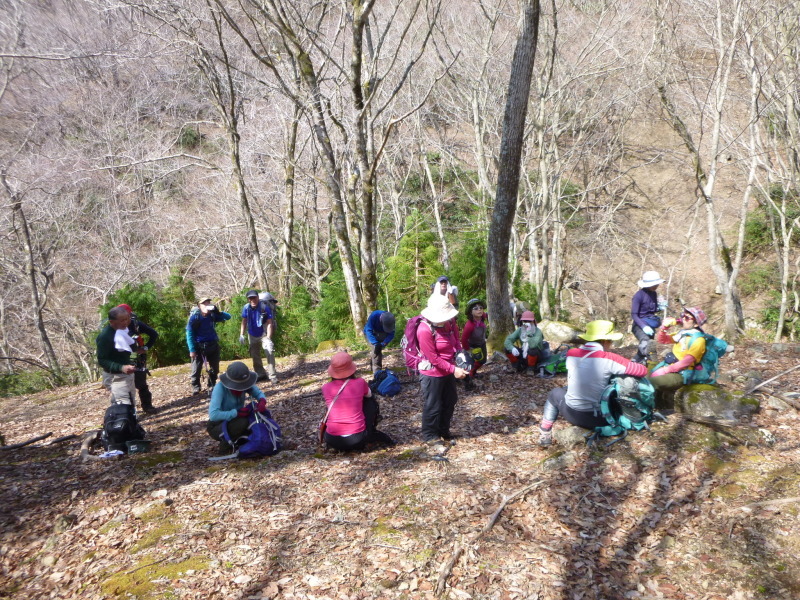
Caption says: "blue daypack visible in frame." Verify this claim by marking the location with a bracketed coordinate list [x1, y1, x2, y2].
[373, 369, 402, 396]
[681, 332, 728, 385]
[222, 405, 282, 458]
[588, 376, 664, 446]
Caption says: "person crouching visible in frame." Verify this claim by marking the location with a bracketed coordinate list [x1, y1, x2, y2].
[206, 362, 268, 453]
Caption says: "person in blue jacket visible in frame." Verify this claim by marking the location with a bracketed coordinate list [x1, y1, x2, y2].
[206, 361, 268, 453]
[186, 297, 231, 395]
[363, 310, 396, 373]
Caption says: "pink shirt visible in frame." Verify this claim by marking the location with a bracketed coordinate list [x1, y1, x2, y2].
[417, 320, 459, 377]
[322, 378, 370, 436]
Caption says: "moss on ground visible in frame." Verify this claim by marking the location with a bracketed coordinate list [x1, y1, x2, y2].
[100, 555, 209, 599]
[134, 451, 184, 470]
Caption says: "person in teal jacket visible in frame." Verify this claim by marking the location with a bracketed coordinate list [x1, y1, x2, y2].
[186, 297, 231, 395]
[504, 311, 550, 373]
[206, 362, 268, 453]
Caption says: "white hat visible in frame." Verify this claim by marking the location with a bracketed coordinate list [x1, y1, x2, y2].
[637, 271, 664, 288]
[421, 294, 458, 323]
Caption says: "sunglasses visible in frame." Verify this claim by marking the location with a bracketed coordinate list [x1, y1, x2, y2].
[680, 314, 695, 321]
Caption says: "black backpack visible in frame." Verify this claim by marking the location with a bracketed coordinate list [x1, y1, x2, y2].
[101, 404, 146, 452]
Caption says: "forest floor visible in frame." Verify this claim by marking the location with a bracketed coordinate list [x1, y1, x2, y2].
[1, 341, 800, 600]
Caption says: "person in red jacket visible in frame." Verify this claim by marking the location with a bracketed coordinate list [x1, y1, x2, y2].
[460, 298, 488, 391]
[417, 295, 469, 444]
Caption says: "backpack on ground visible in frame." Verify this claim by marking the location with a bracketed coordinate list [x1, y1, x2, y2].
[536, 346, 569, 378]
[589, 376, 664, 446]
[101, 403, 146, 452]
[401, 315, 432, 375]
[371, 369, 402, 396]
[222, 406, 282, 458]
[681, 332, 728, 385]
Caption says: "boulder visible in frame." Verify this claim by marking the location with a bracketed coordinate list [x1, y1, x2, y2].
[676, 384, 760, 420]
[538, 320, 580, 344]
[541, 450, 578, 471]
[554, 426, 590, 448]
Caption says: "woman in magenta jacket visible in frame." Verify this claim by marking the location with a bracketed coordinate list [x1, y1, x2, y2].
[417, 295, 469, 444]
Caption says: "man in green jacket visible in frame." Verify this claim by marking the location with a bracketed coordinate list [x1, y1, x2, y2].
[96, 306, 137, 405]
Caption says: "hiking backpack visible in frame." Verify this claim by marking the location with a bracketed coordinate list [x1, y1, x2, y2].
[371, 369, 402, 396]
[401, 315, 431, 375]
[589, 376, 663, 445]
[101, 403, 146, 452]
[222, 406, 282, 458]
[536, 346, 570, 378]
[681, 332, 728, 385]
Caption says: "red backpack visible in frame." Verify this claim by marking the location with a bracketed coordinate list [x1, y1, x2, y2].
[401, 316, 434, 375]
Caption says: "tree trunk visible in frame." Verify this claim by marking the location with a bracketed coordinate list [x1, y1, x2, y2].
[486, 0, 540, 345]
[280, 108, 300, 296]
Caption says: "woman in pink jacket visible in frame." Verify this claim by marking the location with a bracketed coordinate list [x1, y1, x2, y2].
[417, 295, 469, 444]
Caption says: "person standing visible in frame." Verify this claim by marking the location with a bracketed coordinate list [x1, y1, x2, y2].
[96, 306, 137, 406]
[631, 271, 666, 364]
[363, 310, 396, 373]
[460, 298, 488, 390]
[537, 320, 647, 446]
[417, 294, 469, 444]
[239, 290, 277, 382]
[117, 304, 159, 414]
[187, 297, 231, 395]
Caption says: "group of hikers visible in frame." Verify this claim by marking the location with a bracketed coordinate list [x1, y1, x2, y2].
[95, 271, 728, 456]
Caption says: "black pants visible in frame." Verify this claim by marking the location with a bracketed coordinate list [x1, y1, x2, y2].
[369, 343, 384, 372]
[542, 387, 607, 430]
[420, 374, 458, 442]
[191, 340, 220, 390]
[207, 417, 250, 452]
[325, 396, 391, 451]
[134, 368, 153, 409]
[632, 324, 655, 363]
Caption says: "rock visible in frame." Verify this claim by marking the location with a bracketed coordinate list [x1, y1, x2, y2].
[151, 489, 168, 498]
[132, 503, 155, 517]
[758, 429, 776, 445]
[541, 451, 578, 471]
[491, 351, 508, 363]
[53, 514, 78, 534]
[234, 574, 253, 585]
[41, 555, 57, 567]
[766, 396, 792, 412]
[538, 320, 580, 344]
[553, 426, 590, 448]
[676, 385, 760, 420]
[489, 374, 500, 383]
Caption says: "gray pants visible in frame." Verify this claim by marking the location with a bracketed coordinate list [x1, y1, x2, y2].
[102, 371, 136, 406]
[249, 334, 277, 379]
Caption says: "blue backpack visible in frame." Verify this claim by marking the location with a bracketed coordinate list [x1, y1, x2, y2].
[681, 332, 728, 385]
[373, 369, 402, 396]
[222, 406, 282, 458]
[588, 376, 663, 446]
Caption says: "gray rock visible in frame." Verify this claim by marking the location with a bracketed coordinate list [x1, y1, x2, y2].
[766, 396, 792, 412]
[538, 320, 580, 344]
[676, 385, 760, 420]
[541, 451, 578, 471]
[554, 426, 590, 448]
[489, 374, 500, 383]
[53, 514, 77, 534]
[491, 351, 508, 363]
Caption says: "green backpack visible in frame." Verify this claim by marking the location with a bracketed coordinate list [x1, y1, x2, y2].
[536, 349, 568, 378]
[588, 376, 664, 446]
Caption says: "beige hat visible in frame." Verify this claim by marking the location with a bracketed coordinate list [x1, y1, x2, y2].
[421, 294, 458, 323]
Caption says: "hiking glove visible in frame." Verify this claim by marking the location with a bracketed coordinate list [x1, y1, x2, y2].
[510, 347, 520, 357]
[643, 326, 654, 336]
[237, 405, 253, 418]
[265, 338, 275, 353]
[255, 399, 268, 413]
[239, 335, 246, 345]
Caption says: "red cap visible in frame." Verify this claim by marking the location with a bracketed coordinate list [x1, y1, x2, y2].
[117, 304, 133, 314]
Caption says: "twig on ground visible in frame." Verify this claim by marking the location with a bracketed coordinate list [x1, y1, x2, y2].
[680, 416, 744, 444]
[45, 434, 78, 446]
[746, 363, 800, 394]
[0, 432, 52, 450]
[740, 497, 800, 511]
[123, 557, 168, 575]
[434, 480, 543, 595]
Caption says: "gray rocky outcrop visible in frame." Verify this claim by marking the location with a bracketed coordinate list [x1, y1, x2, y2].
[676, 384, 760, 420]
[538, 320, 580, 344]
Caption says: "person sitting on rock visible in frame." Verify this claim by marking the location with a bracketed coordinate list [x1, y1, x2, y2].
[537, 320, 647, 446]
[321, 352, 394, 451]
[631, 270, 666, 364]
[648, 306, 709, 405]
[206, 362, 268, 453]
[504, 311, 549, 373]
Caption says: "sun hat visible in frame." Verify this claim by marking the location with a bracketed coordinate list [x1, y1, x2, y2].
[638, 271, 665, 288]
[328, 351, 357, 379]
[379, 312, 396, 333]
[466, 298, 485, 313]
[219, 361, 258, 391]
[579, 320, 624, 342]
[198, 297, 213, 304]
[246, 289, 259, 299]
[421, 294, 459, 323]
[682, 306, 707, 327]
[117, 304, 133, 314]
[520, 310, 537, 323]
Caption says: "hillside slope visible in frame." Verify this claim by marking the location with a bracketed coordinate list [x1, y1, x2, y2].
[1, 343, 799, 600]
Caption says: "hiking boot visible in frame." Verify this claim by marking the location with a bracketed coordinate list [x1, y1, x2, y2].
[192, 386, 201, 396]
[464, 377, 476, 391]
[256, 374, 269, 382]
[269, 375, 279, 383]
[538, 428, 553, 447]
[142, 405, 158, 415]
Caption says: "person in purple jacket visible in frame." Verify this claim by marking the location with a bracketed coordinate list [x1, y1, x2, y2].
[417, 295, 469, 445]
[631, 271, 666, 364]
